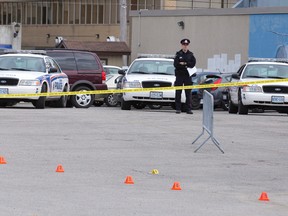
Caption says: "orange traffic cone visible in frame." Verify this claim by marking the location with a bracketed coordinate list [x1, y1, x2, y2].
[0, 156, 7, 164]
[259, 192, 269, 201]
[56, 164, 64, 173]
[171, 182, 182, 190]
[124, 176, 134, 184]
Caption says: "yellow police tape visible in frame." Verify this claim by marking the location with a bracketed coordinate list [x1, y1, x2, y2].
[0, 78, 288, 98]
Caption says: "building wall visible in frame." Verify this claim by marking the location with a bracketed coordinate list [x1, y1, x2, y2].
[101, 55, 125, 66]
[131, 9, 249, 72]
[22, 24, 122, 48]
[0, 23, 21, 50]
[130, 7, 288, 72]
[163, 0, 238, 9]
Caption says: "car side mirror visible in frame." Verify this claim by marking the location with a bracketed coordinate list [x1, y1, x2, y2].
[232, 73, 240, 79]
[49, 67, 58, 73]
[118, 69, 126, 75]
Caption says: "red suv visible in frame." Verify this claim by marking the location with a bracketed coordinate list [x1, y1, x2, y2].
[46, 49, 107, 108]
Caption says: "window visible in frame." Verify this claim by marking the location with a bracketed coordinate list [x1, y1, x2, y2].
[52, 2, 58, 24]
[37, 3, 42, 24]
[75, 0, 80, 24]
[0, 0, 163, 26]
[63, 1, 69, 24]
[75, 53, 99, 71]
[47, 57, 61, 73]
[47, 52, 77, 71]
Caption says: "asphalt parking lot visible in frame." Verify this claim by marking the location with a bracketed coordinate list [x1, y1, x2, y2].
[0, 104, 287, 216]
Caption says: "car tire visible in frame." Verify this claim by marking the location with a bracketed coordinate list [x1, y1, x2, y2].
[238, 96, 248, 115]
[228, 98, 238, 114]
[71, 86, 95, 108]
[32, 84, 47, 109]
[104, 94, 118, 107]
[191, 94, 201, 110]
[133, 102, 146, 109]
[54, 85, 68, 108]
[121, 98, 131, 110]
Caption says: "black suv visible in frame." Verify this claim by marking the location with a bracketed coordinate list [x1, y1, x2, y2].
[45, 49, 107, 108]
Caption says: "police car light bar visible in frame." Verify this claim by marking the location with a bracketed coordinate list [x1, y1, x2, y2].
[137, 53, 175, 59]
[249, 57, 288, 63]
[2, 49, 47, 55]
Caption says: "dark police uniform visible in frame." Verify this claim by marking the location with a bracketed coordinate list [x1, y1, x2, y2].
[173, 39, 196, 114]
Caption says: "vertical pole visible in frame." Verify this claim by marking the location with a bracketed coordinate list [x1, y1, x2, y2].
[120, 0, 127, 66]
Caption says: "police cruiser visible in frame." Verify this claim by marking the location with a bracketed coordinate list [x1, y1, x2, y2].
[119, 54, 186, 110]
[0, 51, 69, 109]
[228, 58, 288, 114]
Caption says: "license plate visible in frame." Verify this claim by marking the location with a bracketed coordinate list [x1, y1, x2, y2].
[150, 91, 163, 99]
[222, 94, 227, 100]
[271, 96, 284, 103]
[0, 88, 8, 94]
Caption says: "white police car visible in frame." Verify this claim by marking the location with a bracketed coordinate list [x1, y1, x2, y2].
[228, 58, 288, 114]
[119, 55, 185, 110]
[0, 51, 69, 109]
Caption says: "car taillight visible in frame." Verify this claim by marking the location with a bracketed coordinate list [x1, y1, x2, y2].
[101, 71, 106, 81]
[211, 78, 222, 91]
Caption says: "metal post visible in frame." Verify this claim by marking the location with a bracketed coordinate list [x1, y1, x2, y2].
[120, 0, 127, 66]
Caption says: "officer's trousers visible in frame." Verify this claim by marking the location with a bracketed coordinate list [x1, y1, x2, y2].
[174, 75, 192, 111]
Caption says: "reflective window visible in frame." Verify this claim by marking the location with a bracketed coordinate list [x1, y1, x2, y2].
[75, 53, 99, 71]
[47, 52, 76, 71]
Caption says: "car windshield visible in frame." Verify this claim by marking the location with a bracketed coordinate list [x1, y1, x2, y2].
[0, 56, 46, 72]
[242, 64, 288, 79]
[128, 60, 174, 75]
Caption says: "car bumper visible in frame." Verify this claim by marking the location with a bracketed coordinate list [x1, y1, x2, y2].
[242, 92, 288, 107]
[95, 84, 108, 99]
[0, 86, 41, 100]
[123, 89, 186, 103]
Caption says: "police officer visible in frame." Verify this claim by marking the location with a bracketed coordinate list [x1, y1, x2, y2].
[174, 38, 196, 114]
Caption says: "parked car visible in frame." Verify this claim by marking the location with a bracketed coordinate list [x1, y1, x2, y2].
[45, 49, 107, 108]
[119, 55, 185, 110]
[191, 72, 232, 110]
[0, 51, 69, 109]
[102, 65, 122, 107]
[228, 58, 288, 114]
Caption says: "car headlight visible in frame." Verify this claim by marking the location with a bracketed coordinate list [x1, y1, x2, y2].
[19, 80, 41, 86]
[123, 81, 142, 88]
[242, 85, 262, 92]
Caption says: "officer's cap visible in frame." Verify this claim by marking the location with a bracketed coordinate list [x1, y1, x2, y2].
[180, 39, 190, 45]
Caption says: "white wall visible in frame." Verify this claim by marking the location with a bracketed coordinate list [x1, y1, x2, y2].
[0, 24, 22, 50]
[130, 9, 249, 72]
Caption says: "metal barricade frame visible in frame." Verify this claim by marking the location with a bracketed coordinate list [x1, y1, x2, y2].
[192, 90, 224, 153]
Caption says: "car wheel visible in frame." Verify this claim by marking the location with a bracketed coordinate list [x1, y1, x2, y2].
[191, 94, 201, 110]
[94, 100, 104, 107]
[32, 84, 47, 109]
[133, 102, 146, 109]
[104, 94, 118, 107]
[54, 85, 68, 108]
[121, 98, 131, 110]
[228, 98, 238, 114]
[148, 104, 162, 109]
[71, 86, 95, 108]
[238, 96, 248, 115]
